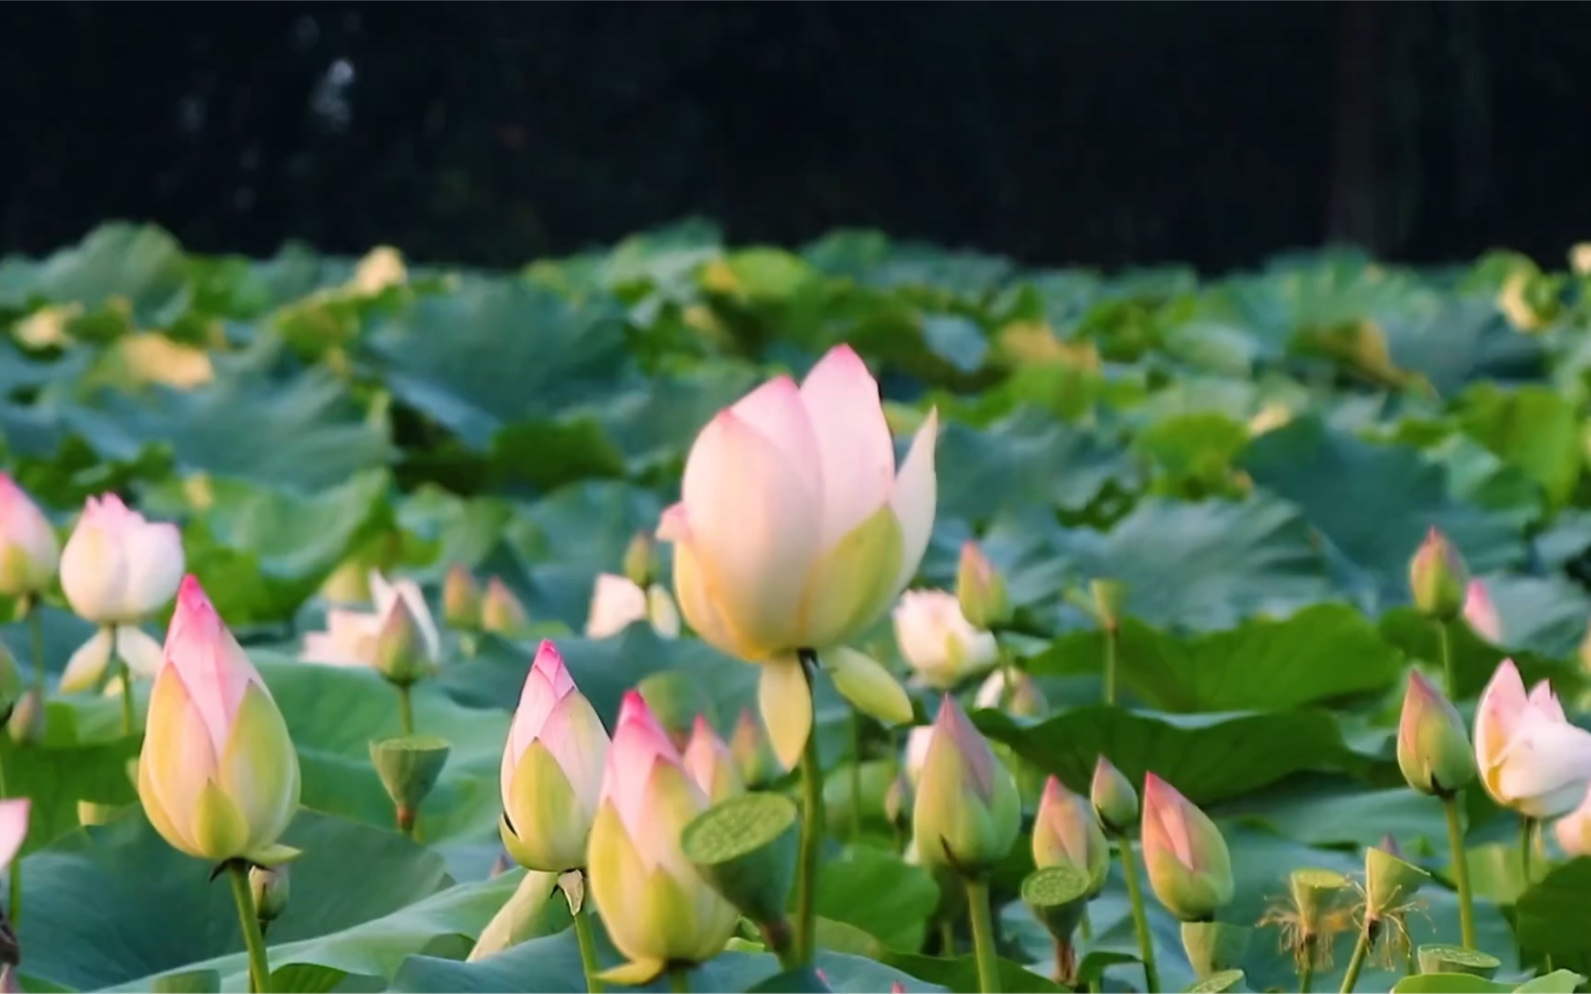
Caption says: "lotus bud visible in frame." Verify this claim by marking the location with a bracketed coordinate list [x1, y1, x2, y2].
[1409, 527, 1468, 622]
[137, 576, 301, 865]
[442, 565, 481, 629]
[1552, 784, 1591, 857]
[624, 530, 660, 588]
[1463, 579, 1502, 644]
[974, 667, 1048, 718]
[372, 592, 435, 687]
[1364, 845, 1429, 920]
[60, 493, 185, 626]
[911, 695, 1021, 876]
[637, 670, 716, 751]
[498, 642, 608, 872]
[1090, 579, 1126, 633]
[481, 577, 532, 638]
[1396, 669, 1476, 796]
[729, 708, 783, 788]
[1034, 776, 1110, 898]
[0, 474, 59, 597]
[904, 724, 935, 789]
[892, 590, 998, 690]
[956, 541, 1010, 631]
[1141, 773, 1234, 922]
[1090, 755, 1139, 834]
[684, 716, 744, 804]
[6, 690, 43, 746]
[586, 692, 739, 984]
[1475, 659, 1591, 818]
[249, 864, 290, 926]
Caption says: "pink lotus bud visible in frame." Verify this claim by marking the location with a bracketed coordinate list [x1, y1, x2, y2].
[0, 474, 58, 597]
[481, 577, 532, 638]
[1396, 669, 1475, 796]
[1090, 755, 1138, 833]
[911, 695, 1021, 874]
[0, 798, 29, 875]
[683, 715, 744, 803]
[60, 493, 184, 625]
[956, 541, 1010, 631]
[1409, 527, 1468, 621]
[1463, 579, 1502, 644]
[1474, 659, 1591, 818]
[1034, 776, 1109, 897]
[1141, 773, 1233, 922]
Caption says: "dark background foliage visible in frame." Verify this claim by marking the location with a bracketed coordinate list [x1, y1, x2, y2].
[1, 2, 1585, 271]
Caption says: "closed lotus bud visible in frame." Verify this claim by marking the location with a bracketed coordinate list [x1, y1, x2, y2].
[443, 565, 481, 629]
[956, 541, 1010, 631]
[911, 695, 1021, 876]
[249, 864, 290, 924]
[974, 668, 1048, 718]
[684, 716, 744, 803]
[904, 724, 935, 789]
[482, 578, 532, 638]
[1141, 773, 1234, 922]
[60, 493, 185, 625]
[1475, 659, 1591, 818]
[586, 574, 681, 640]
[137, 576, 301, 864]
[1034, 776, 1110, 898]
[1463, 579, 1502, 644]
[893, 590, 998, 690]
[1409, 527, 1468, 622]
[499, 641, 610, 872]
[1552, 784, 1591, 857]
[1090, 755, 1139, 834]
[1396, 669, 1476, 796]
[623, 531, 659, 588]
[0, 474, 59, 597]
[729, 708, 783, 788]
[373, 591, 436, 687]
[6, 689, 44, 745]
[587, 692, 739, 983]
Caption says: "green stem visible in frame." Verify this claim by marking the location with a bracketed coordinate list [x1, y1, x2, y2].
[1520, 816, 1535, 888]
[1116, 835, 1159, 994]
[849, 708, 863, 842]
[0, 748, 14, 927]
[1102, 626, 1118, 706]
[668, 966, 691, 994]
[22, 598, 43, 696]
[1079, 906, 1093, 943]
[939, 917, 956, 956]
[397, 684, 415, 737]
[104, 625, 134, 737]
[793, 649, 824, 966]
[1436, 621, 1456, 701]
[1339, 925, 1373, 994]
[228, 861, 273, 994]
[763, 917, 801, 972]
[571, 898, 604, 993]
[1299, 952, 1314, 994]
[964, 876, 1001, 994]
[1441, 792, 1476, 950]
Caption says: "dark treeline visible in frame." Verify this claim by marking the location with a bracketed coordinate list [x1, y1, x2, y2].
[1, 2, 1587, 272]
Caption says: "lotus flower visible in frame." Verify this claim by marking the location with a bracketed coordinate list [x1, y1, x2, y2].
[911, 695, 1020, 874]
[585, 573, 681, 640]
[1464, 579, 1502, 644]
[893, 589, 998, 690]
[499, 641, 610, 872]
[300, 571, 441, 684]
[1396, 669, 1476, 796]
[1409, 527, 1468, 622]
[0, 474, 58, 598]
[0, 798, 30, 873]
[683, 715, 744, 803]
[657, 345, 938, 766]
[1552, 783, 1591, 857]
[1474, 659, 1591, 818]
[586, 691, 738, 984]
[955, 541, 1010, 631]
[60, 493, 184, 626]
[1033, 776, 1110, 897]
[1090, 755, 1139, 833]
[1141, 773, 1234, 922]
[137, 576, 301, 864]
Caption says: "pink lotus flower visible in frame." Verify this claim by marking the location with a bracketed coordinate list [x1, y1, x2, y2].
[1141, 773, 1234, 921]
[0, 798, 30, 873]
[60, 493, 184, 625]
[1474, 659, 1591, 818]
[683, 715, 744, 803]
[585, 573, 681, 640]
[1463, 579, 1502, 644]
[893, 589, 998, 690]
[0, 474, 58, 597]
[300, 571, 441, 681]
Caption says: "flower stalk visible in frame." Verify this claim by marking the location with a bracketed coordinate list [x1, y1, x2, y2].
[965, 876, 1001, 993]
[1116, 837, 1159, 994]
[228, 860, 273, 994]
[1441, 794, 1476, 949]
[793, 649, 824, 965]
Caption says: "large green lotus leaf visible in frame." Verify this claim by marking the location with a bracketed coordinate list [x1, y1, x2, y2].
[1218, 778, 1451, 850]
[594, 362, 764, 477]
[1469, 574, 1591, 660]
[1240, 416, 1526, 602]
[0, 703, 140, 855]
[18, 809, 450, 991]
[816, 845, 939, 952]
[1516, 858, 1591, 974]
[1029, 603, 1404, 712]
[0, 223, 192, 326]
[1376, 294, 1548, 397]
[1376, 606, 1573, 702]
[1457, 383, 1584, 513]
[1051, 494, 1337, 631]
[973, 706, 1365, 806]
[140, 470, 391, 625]
[1130, 411, 1252, 498]
[393, 486, 517, 581]
[255, 656, 509, 843]
[511, 480, 666, 579]
[59, 365, 395, 492]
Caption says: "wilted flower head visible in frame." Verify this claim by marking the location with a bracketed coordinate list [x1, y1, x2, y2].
[1474, 659, 1591, 818]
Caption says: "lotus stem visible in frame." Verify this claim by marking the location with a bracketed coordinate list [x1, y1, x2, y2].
[571, 887, 604, 993]
[1520, 815, 1535, 887]
[397, 684, 415, 737]
[1435, 621, 1455, 700]
[1339, 922, 1374, 994]
[1116, 835, 1159, 994]
[668, 966, 691, 993]
[228, 860, 273, 994]
[1441, 792, 1476, 949]
[1102, 625, 1118, 706]
[0, 750, 14, 926]
[793, 649, 824, 965]
[964, 875, 1001, 994]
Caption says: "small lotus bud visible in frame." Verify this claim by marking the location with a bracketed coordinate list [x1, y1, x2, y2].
[1034, 776, 1110, 898]
[636, 671, 716, 752]
[443, 565, 481, 629]
[684, 716, 745, 804]
[1463, 580, 1502, 644]
[911, 695, 1021, 876]
[372, 593, 436, 687]
[623, 531, 660, 587]
[729, 708, 784, 788]
[249, 864, 291, 924]
[1090, 755, 1138, 834]
[370, 734, 452, 835]
[883, 770, 912, 828]
[1090, 579, 1126, 633]
[481, 578, 533, 638]
[1396, 670, 1476, 796]
[974, 668, 1048, 718]
[956, 541, 1010, 631]
[1363, 845, 1429, 919]
[6, 690, 44, 746]
[1409, 527, 1469, 621]
[1141, 773, 1234, 922]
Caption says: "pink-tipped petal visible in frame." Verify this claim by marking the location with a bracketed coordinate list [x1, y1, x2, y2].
[1143, 773, 1195, 868]
[797, 346, 895, 548]
[888, 408, 939, 595]
[601, 691, 684, 833]
[656, 503, 691, 544]
[729, 376, 823, 478]
[164, 575, 261, 752]
[1475, 659, 1529, 772]
[0, 798, 29, 871]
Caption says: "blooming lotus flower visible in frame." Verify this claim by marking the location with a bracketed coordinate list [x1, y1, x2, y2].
[657, 345, 938, 767]
[1397, 669, 1476, 796]
[499, 641, 609, 872]
[1409, 527, 1468, 622]
[683, 715, 744, 803]
[1553, 783, 1591, 857]
[893, 589, 998, 690]
[1464, 579, 1502, 644]
[300, 571, 441, 683]
[1033, 776, 1110, 897]
[585, 573, 682, 640]
[911, 695, 1020, 875]
[60, 493, 184, 626]
[1141, 773, 1234, 922]
[587, 691, 738, 984]
[137, 576, 301, 864]
[1474, 659, 1591, 818]
[0, 474, 58, 597]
